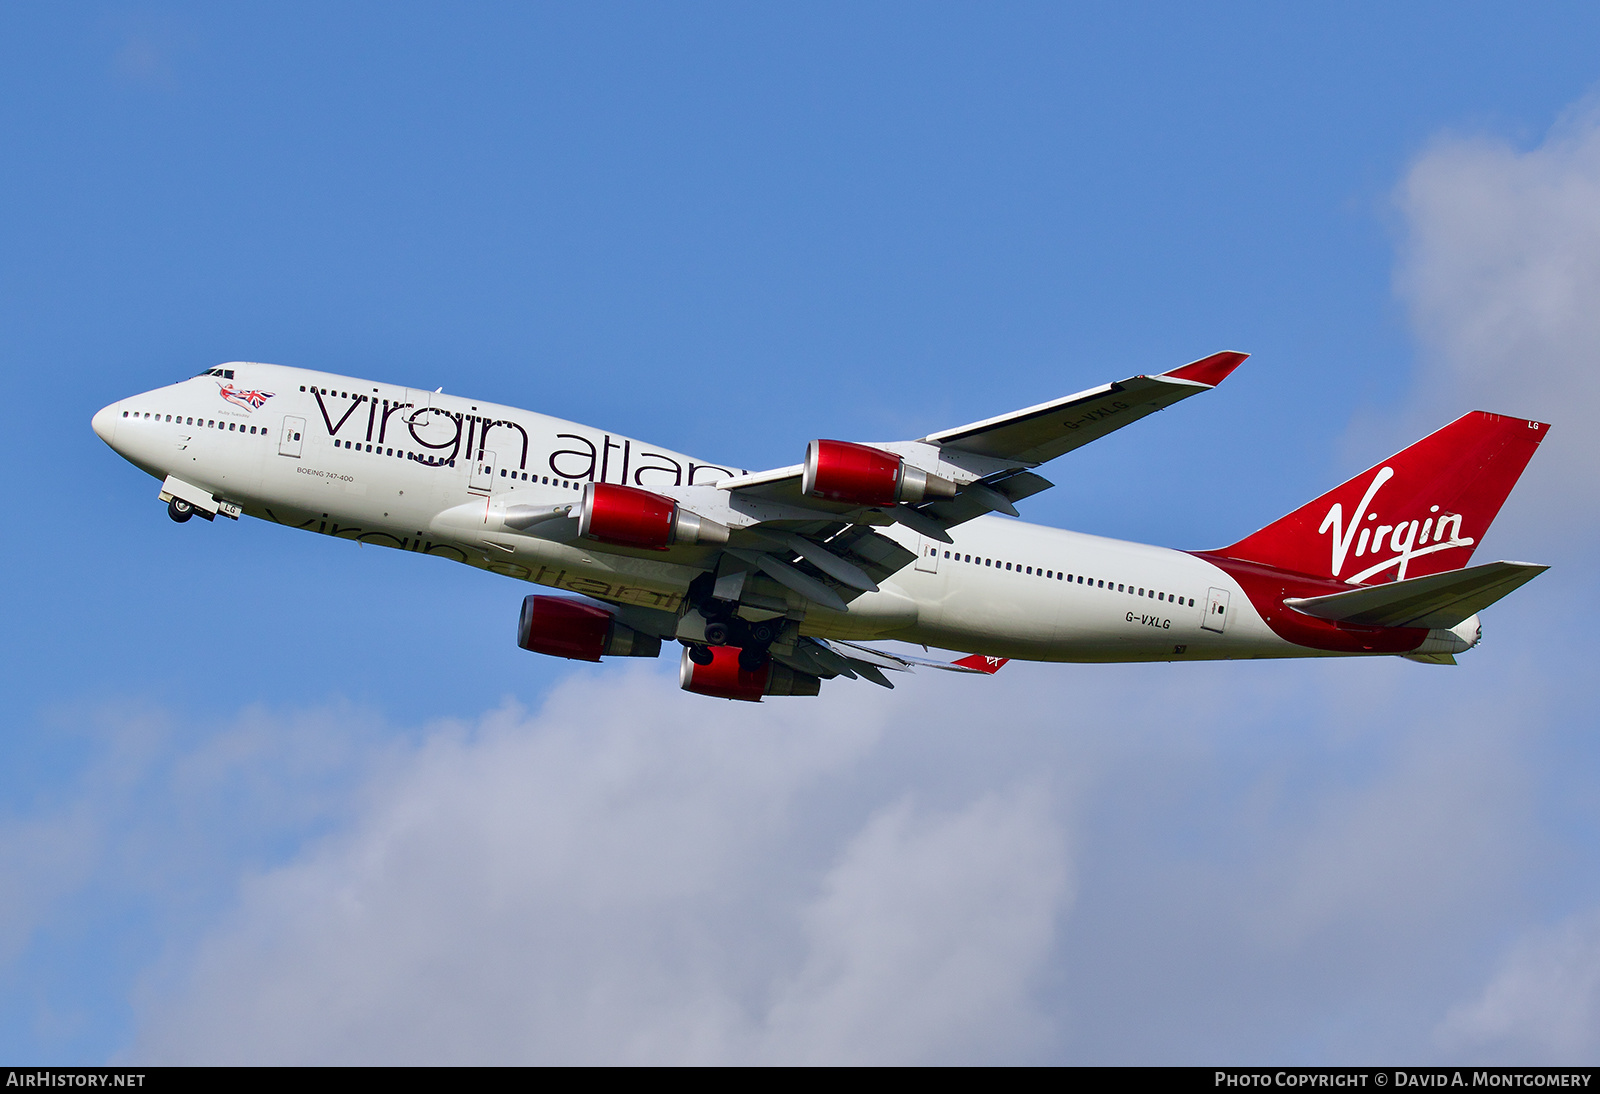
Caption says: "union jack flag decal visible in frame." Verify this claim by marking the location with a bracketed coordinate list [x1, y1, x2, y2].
[219, 383, 274, 411]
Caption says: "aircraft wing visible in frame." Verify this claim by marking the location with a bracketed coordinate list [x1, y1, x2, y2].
[922, 351, 1248, 465]
[542, 351, 1248, 619]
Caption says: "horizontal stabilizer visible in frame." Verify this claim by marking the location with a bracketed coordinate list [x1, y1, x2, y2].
[830, 641, 1009, 675]
[951, 653, 1009, 675]
[1283, 560, 1547, 629]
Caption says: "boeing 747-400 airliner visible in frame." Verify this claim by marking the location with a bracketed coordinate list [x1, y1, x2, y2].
[92, 353, 1548, 700]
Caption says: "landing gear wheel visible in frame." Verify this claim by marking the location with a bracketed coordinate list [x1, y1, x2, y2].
[704, 621, 731, 646]
[738, 647, 770, 673]
[688, 644, 715, 666]
[168, 498, 194, 523]
[749, 621, 777, 644]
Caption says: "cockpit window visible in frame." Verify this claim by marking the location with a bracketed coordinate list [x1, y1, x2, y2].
[194, 368, 236, 379]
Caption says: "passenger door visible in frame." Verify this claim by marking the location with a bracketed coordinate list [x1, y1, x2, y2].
[1201, 587, 1230, 634]
[279, 416, 305, 458]
[469, 449, 497, 494]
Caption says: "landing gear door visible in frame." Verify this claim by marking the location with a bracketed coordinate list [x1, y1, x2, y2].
[1202, 587, 1230, 634]
[914, 539, 940, 573]
[470, 449, 496, 494]
[279, 416, 305, 458]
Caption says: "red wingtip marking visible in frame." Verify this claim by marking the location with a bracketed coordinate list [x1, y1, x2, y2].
[1164, 351, 1249, 387]
[954, 654, 1009, 675]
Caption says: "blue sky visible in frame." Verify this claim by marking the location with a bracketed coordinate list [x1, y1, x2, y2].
[3, 2, 1599, 1063]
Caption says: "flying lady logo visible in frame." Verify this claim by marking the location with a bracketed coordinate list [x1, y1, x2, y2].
[219, 383, 274, 412]
[1318, 466, 1473, 584]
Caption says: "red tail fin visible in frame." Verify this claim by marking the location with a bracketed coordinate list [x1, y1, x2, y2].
[1217, 412, 1548, 584]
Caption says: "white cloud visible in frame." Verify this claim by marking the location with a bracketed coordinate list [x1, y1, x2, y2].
[100, 651, 1568, 1065]
[1437, 907, 1600, 1063]
[127, 667, 1074, 1064]
[1396, 97, 1600, 540]
[763, 788, 1067, 1064]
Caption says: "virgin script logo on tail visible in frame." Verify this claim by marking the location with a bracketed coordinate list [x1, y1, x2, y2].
[1318, 466, 1473, 583]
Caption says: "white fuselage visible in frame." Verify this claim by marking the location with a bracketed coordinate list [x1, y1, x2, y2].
[93, 363, 1343, 664]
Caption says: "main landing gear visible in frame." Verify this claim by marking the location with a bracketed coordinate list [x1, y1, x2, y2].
[682, 572, 781, 673]
[168, 497, 194, 523]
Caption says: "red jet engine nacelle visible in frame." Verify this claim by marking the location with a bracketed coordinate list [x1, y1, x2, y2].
[577, 482, 729, 550]
[517, 595, 662, 661]
[678, 645, 822, 702]
[802, 439, 956, 507]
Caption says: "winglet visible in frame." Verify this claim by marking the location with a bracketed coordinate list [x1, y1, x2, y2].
[952, 654, 1009, 675]
[1162, 351, 1249, 388]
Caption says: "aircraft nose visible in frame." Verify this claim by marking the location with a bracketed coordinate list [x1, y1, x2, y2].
[91, 403, 119, 445]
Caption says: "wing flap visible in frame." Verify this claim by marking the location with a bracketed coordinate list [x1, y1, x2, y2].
[920, 471, 1053, 528]
[1283, 560, 1547, 629]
